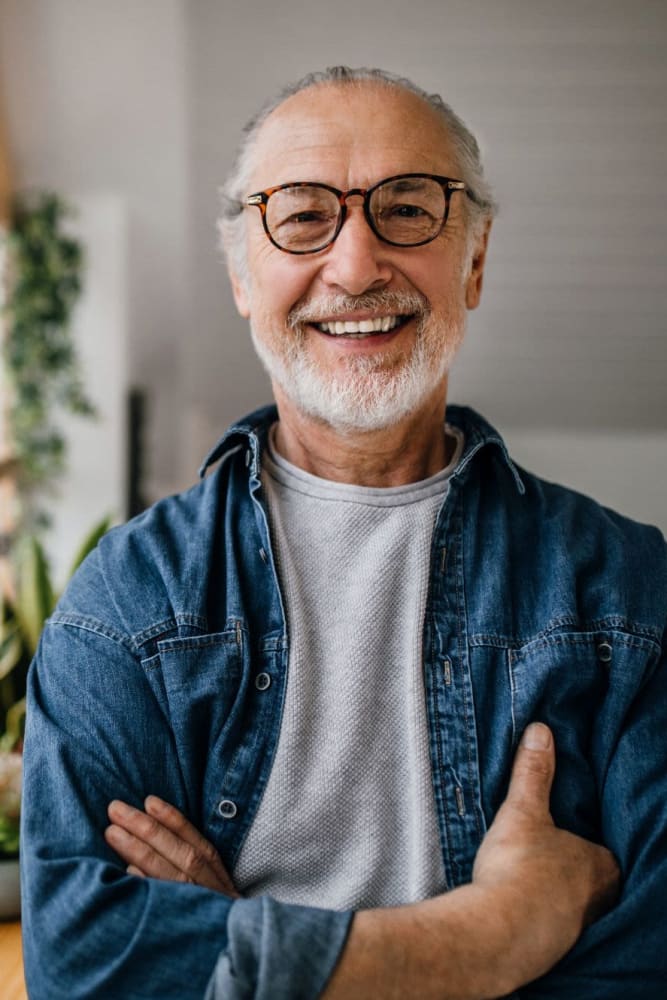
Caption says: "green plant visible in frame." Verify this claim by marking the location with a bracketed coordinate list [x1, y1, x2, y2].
[0, 751, 21, 857]
[0, 190, 108, 858]
[0, 516, 111, 756]
[2, 191, 94, 530]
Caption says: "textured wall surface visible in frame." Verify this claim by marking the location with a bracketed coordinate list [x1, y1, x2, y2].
[1, 0, 665, 542]
[0, 0, 191, 497]
[187, 0, 667, 441]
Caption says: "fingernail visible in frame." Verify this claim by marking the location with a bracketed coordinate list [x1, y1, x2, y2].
[521, 722, 551, 749]
[109, 800, 131, 818]
[105, 824, 124, 844]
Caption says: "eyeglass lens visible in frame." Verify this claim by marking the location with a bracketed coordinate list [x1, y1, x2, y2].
[264, 177, 448, 252]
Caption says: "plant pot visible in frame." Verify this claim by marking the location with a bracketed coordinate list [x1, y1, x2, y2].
[0, 856, 21, 920]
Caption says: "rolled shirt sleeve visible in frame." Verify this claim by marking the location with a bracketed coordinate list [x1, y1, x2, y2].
[206, 897, 352, 1000]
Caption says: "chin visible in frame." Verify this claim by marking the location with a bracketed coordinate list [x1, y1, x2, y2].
[251, 319, 463, 434]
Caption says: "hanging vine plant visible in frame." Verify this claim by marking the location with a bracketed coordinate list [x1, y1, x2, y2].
[2, 191, 95, 529]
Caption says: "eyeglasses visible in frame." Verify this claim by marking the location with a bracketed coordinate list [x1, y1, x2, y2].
[244, 173, 476, 255]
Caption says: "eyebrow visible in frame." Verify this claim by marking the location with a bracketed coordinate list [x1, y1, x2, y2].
[277, 186, 331, 198]
[381, 178, 431, 193]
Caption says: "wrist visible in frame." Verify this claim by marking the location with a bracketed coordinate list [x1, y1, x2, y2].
[324, 883, 521, 1000]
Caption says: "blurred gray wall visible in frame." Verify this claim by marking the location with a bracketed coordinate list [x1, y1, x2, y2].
[1, 0, 665, 549]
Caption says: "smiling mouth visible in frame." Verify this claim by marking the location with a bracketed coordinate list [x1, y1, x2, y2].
[313, 315, 413, 338]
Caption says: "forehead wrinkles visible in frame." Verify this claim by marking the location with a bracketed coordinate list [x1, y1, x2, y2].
[252, 124, 349, 183]
[246, 84, 457, 189]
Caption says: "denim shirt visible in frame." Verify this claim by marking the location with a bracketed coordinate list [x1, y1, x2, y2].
[21, 405, 667, 999]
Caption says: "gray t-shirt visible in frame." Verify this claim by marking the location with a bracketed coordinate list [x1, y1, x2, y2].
[233, 425, 464, 910]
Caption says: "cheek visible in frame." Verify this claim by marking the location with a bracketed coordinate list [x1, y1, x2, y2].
[404, 240, 467, 297]
[248, 278, 299, 335]
[425, 256, 471, 312]
[249, 259, 318, 324]
[410, 271, 462, 317]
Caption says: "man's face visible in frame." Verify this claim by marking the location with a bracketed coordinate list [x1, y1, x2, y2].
[231, 82, 489, 432]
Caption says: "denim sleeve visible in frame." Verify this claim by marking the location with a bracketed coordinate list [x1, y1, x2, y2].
[205, 897, 352, 999]
[21, 620, 351, 1000]
[519, 643, 667, 1000]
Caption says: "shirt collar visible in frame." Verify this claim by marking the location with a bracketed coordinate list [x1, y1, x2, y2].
[199, 403, 525, 495]
[198, 404, 278, 480]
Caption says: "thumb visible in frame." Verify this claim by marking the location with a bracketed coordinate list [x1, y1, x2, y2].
[505, 723, 556, 818]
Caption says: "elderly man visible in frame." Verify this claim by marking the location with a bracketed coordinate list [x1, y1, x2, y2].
[21, 67, 666, 999]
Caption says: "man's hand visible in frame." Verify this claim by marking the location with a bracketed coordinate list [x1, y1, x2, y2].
[474, 721, 618, 930]
[323, 722, 620, 1000]
[105, 724, 620, 999]
[105, 796, 240, 897]
[467, 721, 620, 988]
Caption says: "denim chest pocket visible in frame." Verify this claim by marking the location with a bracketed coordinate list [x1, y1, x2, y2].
[509, 633, 607, 748]
[144, 629, 247, 804]
[508, 630, 651, 838]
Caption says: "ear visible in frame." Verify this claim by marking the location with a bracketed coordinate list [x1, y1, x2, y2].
[229, 267, 251, 319]
[465, 220, 492, 310]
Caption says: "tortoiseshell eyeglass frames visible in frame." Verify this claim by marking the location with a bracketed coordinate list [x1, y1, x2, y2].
[244, 173, 479, 254]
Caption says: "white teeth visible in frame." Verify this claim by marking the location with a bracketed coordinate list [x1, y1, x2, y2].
[316, 315, 405, 335]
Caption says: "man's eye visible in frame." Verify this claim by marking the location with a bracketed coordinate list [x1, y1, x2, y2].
[390, 203, 428, 218]
[281, 211, 330, 226]
[296, 212, 325, 224]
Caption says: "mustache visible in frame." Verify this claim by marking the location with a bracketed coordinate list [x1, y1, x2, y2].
[288, 290, 429, 330]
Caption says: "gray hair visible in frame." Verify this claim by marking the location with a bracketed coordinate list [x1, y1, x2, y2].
[218, 66, 498, 281]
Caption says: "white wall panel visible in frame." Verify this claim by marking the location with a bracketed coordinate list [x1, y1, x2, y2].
[0, 0, 664, 548]
[48, 196, 128, 582]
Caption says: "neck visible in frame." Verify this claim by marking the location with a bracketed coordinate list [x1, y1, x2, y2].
[271, 383, 452, 487]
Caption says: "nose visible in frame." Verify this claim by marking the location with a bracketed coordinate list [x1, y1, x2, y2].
[318, 203, 392, 296]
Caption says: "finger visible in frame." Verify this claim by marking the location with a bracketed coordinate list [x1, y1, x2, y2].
[106, 799, 239, 896]
[126, 864, 146, 878]
[107, 801, 219, 888]
[143, 797, 230, 875]
[105, 822, 190, 883]
[144, 796, 239, 897]
[505, 723, 556, 818]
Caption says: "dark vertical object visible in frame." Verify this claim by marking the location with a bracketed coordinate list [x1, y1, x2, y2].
[126, 387, 148, 519]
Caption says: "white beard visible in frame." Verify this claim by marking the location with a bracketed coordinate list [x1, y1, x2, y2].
[249, 291, 466, 433]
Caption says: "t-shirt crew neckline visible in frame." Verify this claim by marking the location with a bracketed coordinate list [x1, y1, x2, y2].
[263, 423, 465, 507]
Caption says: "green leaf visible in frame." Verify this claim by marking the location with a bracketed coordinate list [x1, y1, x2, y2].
[0, 632, 23, 682]
[3, 191, 91, 520]
[4, 698, 26, 749]
[0, 589, 9, 639]
[14, 536, 55, 655]
[66, 515, 112, 581]
[0, 815, 21, 856]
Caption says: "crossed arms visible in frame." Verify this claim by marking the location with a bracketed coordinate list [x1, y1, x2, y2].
[105, 723, 619, 1000]
[22, 611, 667, 998]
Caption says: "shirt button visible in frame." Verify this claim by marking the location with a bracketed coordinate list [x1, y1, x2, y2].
[597, 641, 613, 664]
[218, 799, 238, 819]
[255, 672, 271, 691]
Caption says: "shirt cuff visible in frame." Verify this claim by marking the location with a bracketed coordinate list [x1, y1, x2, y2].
[205, 896, 353, 1000]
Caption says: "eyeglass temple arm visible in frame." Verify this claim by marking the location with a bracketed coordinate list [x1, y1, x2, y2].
[444, 179, 486, 211]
